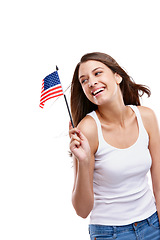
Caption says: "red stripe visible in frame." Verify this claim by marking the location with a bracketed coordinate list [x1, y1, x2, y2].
[41, 85, 62, 98]
[40, 89, 63, 102]
[40, 93, 63, 105]
[39, 104, 44, 108]
[40, 91, 63, 104]
[41, 87, 63, 100]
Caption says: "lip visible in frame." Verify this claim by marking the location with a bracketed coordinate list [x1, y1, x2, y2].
[91, 87, 105, 96]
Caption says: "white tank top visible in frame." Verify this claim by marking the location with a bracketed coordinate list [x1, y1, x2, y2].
[87, 105, 156, 226]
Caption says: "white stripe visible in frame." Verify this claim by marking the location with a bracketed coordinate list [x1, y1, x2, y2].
[40, 92, 63, 104]
[40, 84, 62, 100]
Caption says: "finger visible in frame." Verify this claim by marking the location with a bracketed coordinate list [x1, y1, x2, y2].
[70, 134, 80, 142]
[70, 138, 81, 145]
[69, 121, 75, 130]
[69, 121, 73, 130]
[70, 134, 81, 149]
[70, 139, 81, 151]
[69, 128, 80, 138]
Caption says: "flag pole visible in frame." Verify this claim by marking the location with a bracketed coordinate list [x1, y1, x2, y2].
[56, 66, 74, 128]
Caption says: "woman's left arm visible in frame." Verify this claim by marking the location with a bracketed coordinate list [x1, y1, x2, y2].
[142, 107, 160, 222]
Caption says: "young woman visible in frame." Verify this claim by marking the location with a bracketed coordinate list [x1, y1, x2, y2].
[69, 52, 160, 240]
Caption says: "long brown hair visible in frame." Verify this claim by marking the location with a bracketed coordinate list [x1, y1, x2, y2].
[71, 52, 151, 126]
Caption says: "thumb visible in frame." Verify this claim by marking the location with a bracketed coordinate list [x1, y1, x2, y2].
[69, 121, 73, 130]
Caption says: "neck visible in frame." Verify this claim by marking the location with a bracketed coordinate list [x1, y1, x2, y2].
[97, 101, 128, 127]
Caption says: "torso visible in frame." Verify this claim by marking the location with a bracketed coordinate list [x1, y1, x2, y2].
[87, 105, 157, 226]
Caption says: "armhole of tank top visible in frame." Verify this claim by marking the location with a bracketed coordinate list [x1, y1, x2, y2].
[129, 105, 149, 140]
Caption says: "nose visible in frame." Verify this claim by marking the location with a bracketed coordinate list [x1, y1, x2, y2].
[88, 77, 98, 87]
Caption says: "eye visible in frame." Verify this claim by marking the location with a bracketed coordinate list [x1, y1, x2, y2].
[95, 71, 102, 76]
[81, 78, 88, 84]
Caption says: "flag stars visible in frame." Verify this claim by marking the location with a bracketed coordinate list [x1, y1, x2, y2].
[44, 71, 61, 91]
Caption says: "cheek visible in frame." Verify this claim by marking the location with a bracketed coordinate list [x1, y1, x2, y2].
[82, 85, 89, 97]
[110, 82, 118, 95]
[82, 86, 95, 102]
[82, 87, 87, 95]
[108, 79, 117, 91]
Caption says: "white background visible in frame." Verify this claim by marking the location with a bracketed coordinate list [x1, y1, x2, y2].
[0, 0, 160, 239]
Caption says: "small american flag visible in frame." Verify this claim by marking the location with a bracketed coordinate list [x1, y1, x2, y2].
[39, 70, 63, 108]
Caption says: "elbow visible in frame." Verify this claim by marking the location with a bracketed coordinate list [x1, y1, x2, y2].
[76, 209, 91, 219]
[72, 197, 94, 219]
[74, 208, 92, 219]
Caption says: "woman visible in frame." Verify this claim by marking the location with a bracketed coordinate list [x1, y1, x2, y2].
[69, 52, 160, 239]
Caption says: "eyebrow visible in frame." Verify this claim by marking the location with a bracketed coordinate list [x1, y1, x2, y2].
[79, 67, 104, 80]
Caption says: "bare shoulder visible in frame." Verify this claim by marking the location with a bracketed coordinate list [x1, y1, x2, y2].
[77, 115, 98, 154]
[137, 105, 159, 135]
[77, 114, 97, 134]
[137, 105, 157, 120]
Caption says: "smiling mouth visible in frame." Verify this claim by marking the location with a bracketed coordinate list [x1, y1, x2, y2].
[92, 88, 105, 96]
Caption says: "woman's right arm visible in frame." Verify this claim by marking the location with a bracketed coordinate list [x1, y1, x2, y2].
[69, 117, 97, 218]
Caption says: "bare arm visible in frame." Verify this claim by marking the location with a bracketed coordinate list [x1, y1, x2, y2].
[69, 116, 98, 218]
[139, 106, 160, 222]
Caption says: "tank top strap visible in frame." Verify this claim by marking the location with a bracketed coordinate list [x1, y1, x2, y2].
[87, 111, 104, 144]
[129, 105, 147, 137]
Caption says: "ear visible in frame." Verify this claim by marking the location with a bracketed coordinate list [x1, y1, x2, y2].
[114, 73, 122, 84]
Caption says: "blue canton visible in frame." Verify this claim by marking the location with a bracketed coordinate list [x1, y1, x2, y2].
[44, 71, 60, 90]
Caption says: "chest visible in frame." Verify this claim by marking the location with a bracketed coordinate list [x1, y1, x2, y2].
[101, 115, 139, 149]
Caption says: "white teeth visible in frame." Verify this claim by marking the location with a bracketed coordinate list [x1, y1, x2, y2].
[92, 88, 104, 96]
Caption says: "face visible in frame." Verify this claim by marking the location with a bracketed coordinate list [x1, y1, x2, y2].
[78, 60, 122, 105]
